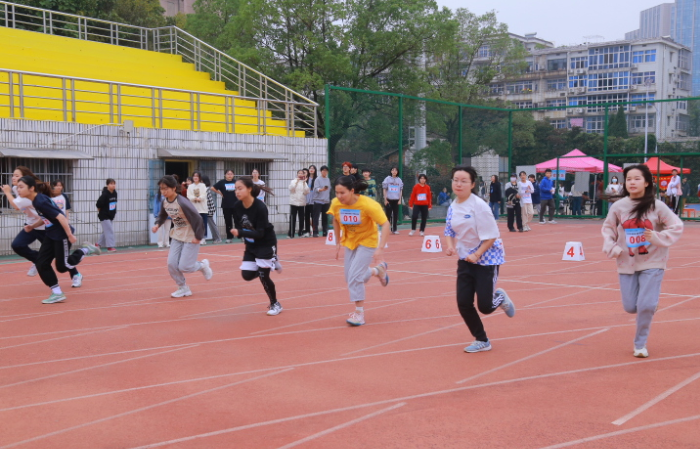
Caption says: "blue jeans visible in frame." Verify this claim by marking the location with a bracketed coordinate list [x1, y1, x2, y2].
[489, 201, 501, 221]
[571, 197, 582, 216]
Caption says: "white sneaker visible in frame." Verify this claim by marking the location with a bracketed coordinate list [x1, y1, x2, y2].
[408, 230, 415, 236]
[200, 259, 213, 280]
[71, 273, 83, 288]
[200, 239, 206, 245]
[27, 264, 38, 277]
[633, 347, 649, 358]
[171, 286, 192, 298]
[302, 232, 310, 238]
[420, 231, 425, 236]
[267, 302, 283, 316]
[346, 311, 365, 326]
[548, 220, 558, 224]
[157, 243, 164, 248]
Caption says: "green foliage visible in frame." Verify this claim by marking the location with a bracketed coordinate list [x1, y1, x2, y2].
[607, 106, 629, 139]
[16, 0, 165, 27]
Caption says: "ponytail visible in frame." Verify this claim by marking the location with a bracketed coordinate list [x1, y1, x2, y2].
[18, 175, 51, 195]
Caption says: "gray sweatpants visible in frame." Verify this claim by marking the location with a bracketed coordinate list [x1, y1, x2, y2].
[168, 239, 203, 287]
[619, 269, 664, 350]
[344, 245, 375, 302]
[98, 219, 116, 248]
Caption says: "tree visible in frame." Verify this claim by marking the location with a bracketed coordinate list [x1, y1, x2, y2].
[16, 0, 165, 27]
[608, 106, 628, 139]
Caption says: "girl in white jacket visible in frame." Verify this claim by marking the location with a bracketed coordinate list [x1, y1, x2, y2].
[288, 170, 309, 238]
[187, 171, 209, 244]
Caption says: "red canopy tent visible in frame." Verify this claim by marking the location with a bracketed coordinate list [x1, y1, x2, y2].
[535, 149, 622, 173]
[642, 157, 691, 175]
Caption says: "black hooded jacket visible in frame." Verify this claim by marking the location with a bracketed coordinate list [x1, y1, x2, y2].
[96, 187, 118, 220]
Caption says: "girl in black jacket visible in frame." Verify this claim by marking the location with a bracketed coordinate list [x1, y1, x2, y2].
[488, 175, 502, 221]
[96, 178, 118, 251]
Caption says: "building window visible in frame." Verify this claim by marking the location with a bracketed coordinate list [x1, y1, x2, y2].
[0, 159, 73, 210]
[587, 94, 628, 112]
[513, 101, 533, 109]
[679, 73, 692, 90]
[676, 114, 689, 132]
[679, 50, 691, 70]
[570, 56, 588, 69]
[478, 45, 493, 58]
[631, 72, 655, 85]
[490, 84, 504, 95]
[550, 119, 567, 129]
[586, 116, 606, 133]
[632, 49, 656, 63]
[629, 114, 654, 129]
[547, 58, 567, 71]
[587, 71, 630, 91]
[546, 99, 567, 109]
[676, 97, 687, 110]
[506, 81, 534, 94]
[568, 75, 586, 88]
[546, 78, 567, 91]
[631, 93, 655, 103]
[568, 96, 587, 106]
[589, 45, 630, 70]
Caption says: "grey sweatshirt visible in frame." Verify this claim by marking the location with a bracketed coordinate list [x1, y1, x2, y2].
[156, 194, 205, 241]
[313, 176, 332, 204]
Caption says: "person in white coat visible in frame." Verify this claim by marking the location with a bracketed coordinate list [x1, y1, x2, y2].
[666, 169, 681, 214]
[288, 169, 310, 238]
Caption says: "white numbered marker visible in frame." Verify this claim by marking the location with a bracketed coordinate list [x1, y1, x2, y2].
[421, 235, 442, 253]
[326, 230, 336, 246]
[562, 241, 585, 261]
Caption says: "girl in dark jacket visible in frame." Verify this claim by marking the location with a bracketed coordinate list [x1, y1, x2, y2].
[488, 175, 502, 221]
[96, 178, 118, 251]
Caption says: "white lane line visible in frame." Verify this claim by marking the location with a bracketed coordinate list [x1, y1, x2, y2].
[541, 414, 700, 448]
[0, 326, 128, 351]
[275, 403, 407, 449]
[628, 295, 700, 322]
[0, 345, 199, 390]
[611, 370, 700, 426]
[341, 323, 463, 356]
[125, 352, 700, 449]
[0, 368, 293, 449]
[456, 329, 610, 384]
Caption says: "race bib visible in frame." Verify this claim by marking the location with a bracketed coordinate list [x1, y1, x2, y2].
[417, 193, 427, 202]
[43, 218, 53, 228]
[388, 186, 399, 193]
[225, 183, 236, 191]
[625, 228, 650, 248]
[109, 201, 117, 211]
[340, 209, 361, 225]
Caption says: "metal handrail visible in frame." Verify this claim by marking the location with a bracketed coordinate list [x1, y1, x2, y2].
[0, 1, 318, 136]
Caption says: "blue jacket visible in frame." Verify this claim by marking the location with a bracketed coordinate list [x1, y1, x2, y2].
[540, 177, 554, 200]
[531, 182, 541, 203]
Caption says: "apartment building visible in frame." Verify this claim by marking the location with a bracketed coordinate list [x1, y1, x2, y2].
[485, 37, 692, 140]
[625, 3, 674, 40]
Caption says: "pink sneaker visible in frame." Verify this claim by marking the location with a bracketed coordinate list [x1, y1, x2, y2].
[346, 312, 365, 326]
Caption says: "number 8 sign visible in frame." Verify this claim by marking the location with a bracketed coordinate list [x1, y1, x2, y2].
[422, 235, 442, 253]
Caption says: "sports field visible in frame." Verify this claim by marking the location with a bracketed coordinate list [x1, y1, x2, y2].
[1, 220, 699, 448]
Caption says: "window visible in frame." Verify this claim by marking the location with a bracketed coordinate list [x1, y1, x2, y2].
[568, 96, 587, 106]
[631, 93, 655, 104]
[587, 94, 628, 112]
[513, 101, 533, 109]
[546, 78, 567, 91]
[568, 75, 586, 88]
[629, 114, 654, 129]
[550, 119, 567, 129]
[0, 159, 73, 210]
[547, 58, 567, 71]
[506, 81, 534, 94]
[676, 97, 687, 110]
[490, 84, 504, 95]
[631, 72, 655, 85]
[587, 71, 630, 91]
[478, 45, 493, 58]
[570, 56, 588, 69]
[546, 99, 566, 109]
[586, 116, 606, 134]
[679, 50, 691, 70]
[589, 45, 630, 70]
[632, 49, 656, 63]
[679, 73, 692, 91]
[676, 114, 689, 132]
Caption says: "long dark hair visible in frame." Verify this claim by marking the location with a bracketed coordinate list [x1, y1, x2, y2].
[622, 164, 656, 220]
[236, 176, 274, 198]
[158, 175, 181, 194]
[18, 175, 52, 196]
[335, 175, 368, 193]
[308, 165, 318, 180]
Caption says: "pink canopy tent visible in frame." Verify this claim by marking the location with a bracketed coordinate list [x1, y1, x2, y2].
[642, 157, 691, 175]
[535, 149, 623, 173]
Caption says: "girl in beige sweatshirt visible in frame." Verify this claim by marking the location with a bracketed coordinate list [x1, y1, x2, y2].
[602, 165, 683, 359]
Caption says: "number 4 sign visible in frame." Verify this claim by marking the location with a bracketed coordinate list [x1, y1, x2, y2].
[562, 241, 585, 261]
[421, 235, 442, 253]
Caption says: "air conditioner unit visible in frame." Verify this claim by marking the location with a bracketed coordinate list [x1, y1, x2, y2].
[630, 85, 638, 91]
[629, 106, 637, 112]
[569, 88, 577, 94]
[576, 108, 584, 113]
[577, 87, 586, 93]
[559, 92, 567, 97]
[567, 109, 575, 115]
[576, 69, 586, 75]
[630, 65, 638, 70]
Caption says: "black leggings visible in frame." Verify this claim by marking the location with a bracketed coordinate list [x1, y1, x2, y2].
[241, 268, 277, 304]
[411, 205, 429, 231]
[303, 204, 314, 234]
[456, 261, 500, 342]
[385, 200, 400, 232]
[289, 205, 304, 237]
[223, 208, 235, 240]
[36, 238, 85, 289]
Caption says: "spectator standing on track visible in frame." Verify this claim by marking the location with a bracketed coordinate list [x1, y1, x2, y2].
[382, 167, 403, 235]
[679, 177, 690, 214]
[153, 189, 171, 248]
[231, 177, 283, 316]
[605, 175, 623, 212]
[288, 169, 309, 238]
[444, 166, 515, 353]
[311, 165, 331, 237]
[17, 176, 100, 303]
[529, 174, 541, 218]
[95, 178, 118, 252]
[408, 174, 432, 236]
[539, 169, 556, 224]
[303, 166, 318, 237]
[505, 176, 522, 232]
[252, 169, 266, 203]
[212, 169, 238, 243]
[602, 165, 683, 358]
[361, 168, 378, 202]
[570, 188, 583, 216]
[488, 175, 502, 221]
[517, 171, 534, 231]
[667, 169, 681, 214]
[152, 175, 212, 298]
[329, 176, 390, 326]
[202, 175, 222, 243]
[187, 172, 209, 245]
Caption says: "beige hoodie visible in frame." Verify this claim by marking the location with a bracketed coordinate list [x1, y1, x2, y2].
[601, 197, 683, 274]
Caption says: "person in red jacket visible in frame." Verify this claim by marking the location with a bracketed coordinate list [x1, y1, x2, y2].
[408, 174, 432, 236]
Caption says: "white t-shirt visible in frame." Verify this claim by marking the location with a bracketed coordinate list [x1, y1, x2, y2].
[667, 175, 681, 197]
[254, 179, 266, 201]
[13, 197, 46, 230]
[444, 194, 500, 260]
[518, 181, 533, 204]
[52, 194, 69, 214]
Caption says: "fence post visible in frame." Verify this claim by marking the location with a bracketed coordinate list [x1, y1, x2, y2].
[458, 105, 463, 165]
[398, 95, 404, 225]
[602, 105, 609, 217]
[324, 84, 330, 164]
[507, 110, 513, 176]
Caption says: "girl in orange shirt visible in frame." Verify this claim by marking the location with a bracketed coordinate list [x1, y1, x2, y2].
[408, 174, 432, 236]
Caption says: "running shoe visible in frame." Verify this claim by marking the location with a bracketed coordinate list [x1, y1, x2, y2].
[200, 259, 213, 280]
[27, 264, 38, 277]
[267, 302, 283, 316]
[496, 288, 515, 317]
[42, 293, 66, 304]
[82, 242, 101, 256]
[420, 231, 425, 237]
[302, 232, 310, 238]
[539, 221, 547, 224]
[346, 312, 365, 326]
[633, 347, 649, 358]
[71, 273, 83, 288]
[408, 230, 415, 236]
[274, 259, 283, 274]
[375, 262, 389, 287]
[171, 286, 192, 298]
[200, 240, 206, 245]
[464, 340, 491, 353]
[547, 220, 558, 224]
[107, 247, 117, 252]
[392, 231, 400, 235]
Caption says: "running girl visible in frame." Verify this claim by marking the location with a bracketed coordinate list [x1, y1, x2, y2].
[329, 176, 390, 326]
[230, 177, 283, 316]
[602, 164, 683, 358]
[444, 166, 515, 353]
[152, 175, 213, 298]
[15, 176, 100, 303]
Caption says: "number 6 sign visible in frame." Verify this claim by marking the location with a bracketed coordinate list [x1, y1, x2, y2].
[422, 235, 442, 253]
